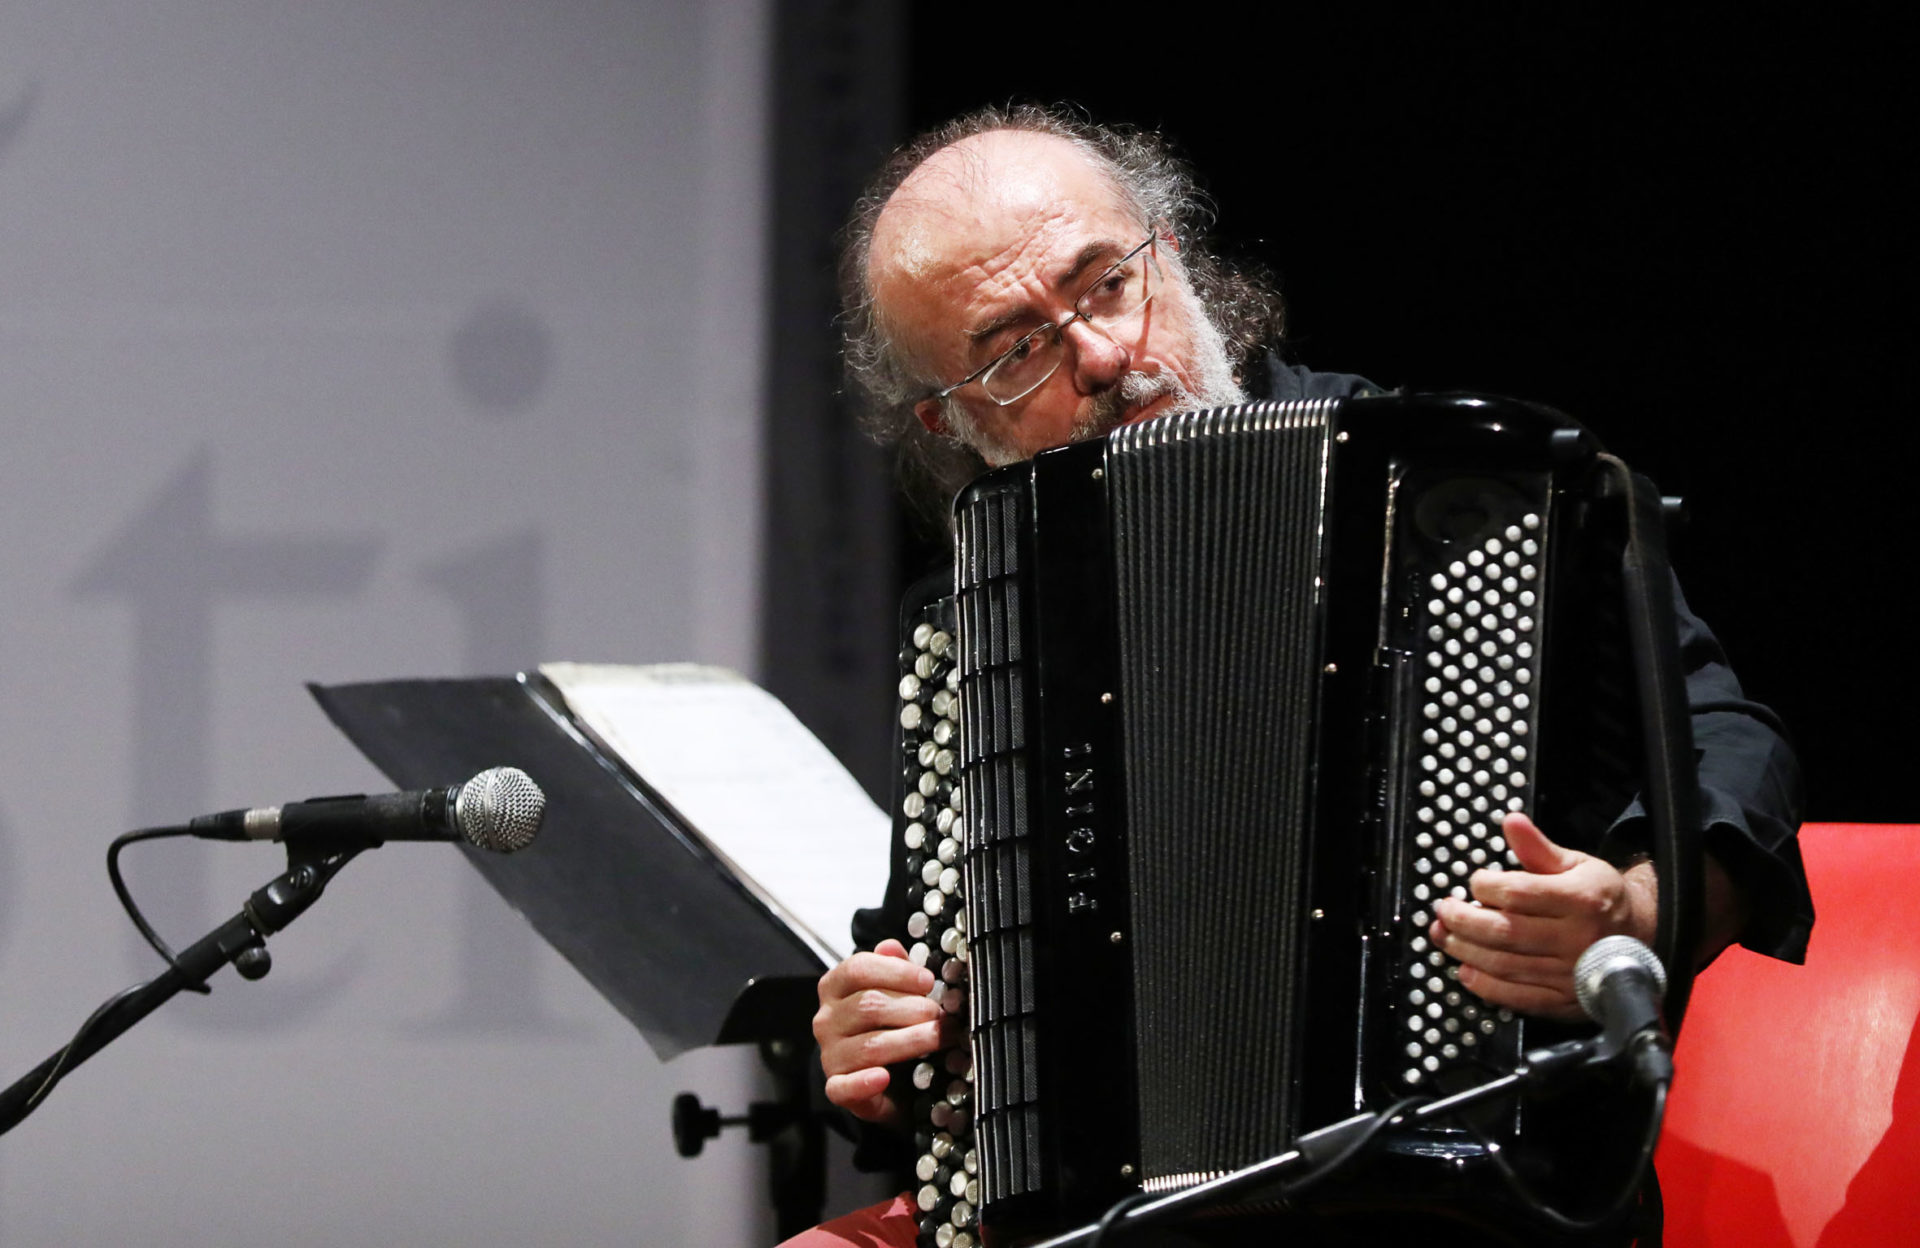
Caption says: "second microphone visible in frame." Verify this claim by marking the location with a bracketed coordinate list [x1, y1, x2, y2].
[188, 766, 544, 854]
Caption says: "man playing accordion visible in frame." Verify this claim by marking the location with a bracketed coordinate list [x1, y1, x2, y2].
[798, 106, 1811, 1247]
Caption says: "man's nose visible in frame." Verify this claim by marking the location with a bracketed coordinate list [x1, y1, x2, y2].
[1062, 316, 1131, 393]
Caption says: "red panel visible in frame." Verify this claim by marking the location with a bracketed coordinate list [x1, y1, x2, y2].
[1658, 824, 1920, 1247]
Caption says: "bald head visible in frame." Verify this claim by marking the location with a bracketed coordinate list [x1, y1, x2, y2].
[868, 130, 1136, 345]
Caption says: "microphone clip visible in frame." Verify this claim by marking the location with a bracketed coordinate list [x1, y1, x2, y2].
[1575, 935, 1675, 1087]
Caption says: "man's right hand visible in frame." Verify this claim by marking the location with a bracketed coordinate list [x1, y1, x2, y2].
[813, 938, 948, 1125]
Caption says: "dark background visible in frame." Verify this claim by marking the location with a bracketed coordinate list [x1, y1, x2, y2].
[764, 6, 1911, 824]
[911, 8, 1909, 822]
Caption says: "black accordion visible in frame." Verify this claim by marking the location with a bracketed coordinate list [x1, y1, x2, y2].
[887, 393, 1699, 1245]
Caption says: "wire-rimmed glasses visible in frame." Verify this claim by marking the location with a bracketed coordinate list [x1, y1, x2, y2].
[931, 229, 1163, 407]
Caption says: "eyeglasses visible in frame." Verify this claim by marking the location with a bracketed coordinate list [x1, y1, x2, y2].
[931, 229, 1163, 407]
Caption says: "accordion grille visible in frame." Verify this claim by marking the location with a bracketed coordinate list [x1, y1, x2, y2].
[955, 480, 1042, 1204]
[1107, 401, 1333, 1182]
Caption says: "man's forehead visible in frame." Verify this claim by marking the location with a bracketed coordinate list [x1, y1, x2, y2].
[871, 131, 1133, 287]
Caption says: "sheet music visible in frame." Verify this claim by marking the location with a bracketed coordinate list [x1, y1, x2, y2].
[539, 662, 888, 964]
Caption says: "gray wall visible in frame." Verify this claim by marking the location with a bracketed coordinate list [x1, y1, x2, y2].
[0, 2, 786, 1242]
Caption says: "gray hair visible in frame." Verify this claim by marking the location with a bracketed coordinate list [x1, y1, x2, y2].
[837, 103, 1284, 529]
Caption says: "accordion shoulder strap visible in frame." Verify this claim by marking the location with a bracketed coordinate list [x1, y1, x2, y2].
[1598, 452, 1704, 1033]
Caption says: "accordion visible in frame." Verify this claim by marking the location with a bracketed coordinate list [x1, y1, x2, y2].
[888, 392, 1698, 1245]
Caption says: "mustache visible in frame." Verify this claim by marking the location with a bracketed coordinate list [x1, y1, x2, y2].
[1071, 372, 1195, 443]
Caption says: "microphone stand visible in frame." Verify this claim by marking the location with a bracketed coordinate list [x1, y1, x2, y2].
[1024, 1037, 1616, 1248]
[0, 844, 360, 1136]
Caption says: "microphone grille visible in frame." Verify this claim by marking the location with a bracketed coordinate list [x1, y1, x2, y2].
[1573, 934, 1668, 1023]
[453, 766, 545, 852]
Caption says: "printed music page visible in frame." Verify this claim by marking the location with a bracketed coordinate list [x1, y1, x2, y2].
[538, 662, 889, 964]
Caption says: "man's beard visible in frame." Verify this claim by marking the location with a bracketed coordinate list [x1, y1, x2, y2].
[1067, 310, 1246, 445]
[1068, 370, 1193, 444]
[962, 299, 1247, 467]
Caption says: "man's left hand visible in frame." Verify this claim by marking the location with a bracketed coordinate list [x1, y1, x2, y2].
[1429, 812, 1659, 1021]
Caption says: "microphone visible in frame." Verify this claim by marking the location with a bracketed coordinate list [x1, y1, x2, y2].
[189, 766, 544, 853]
[1573, 934, 1673, 1085]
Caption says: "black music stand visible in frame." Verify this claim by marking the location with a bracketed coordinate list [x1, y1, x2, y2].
[310, 672, 842, 1235]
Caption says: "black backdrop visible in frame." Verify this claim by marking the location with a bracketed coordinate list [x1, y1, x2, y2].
[887, 8, 1911, 822]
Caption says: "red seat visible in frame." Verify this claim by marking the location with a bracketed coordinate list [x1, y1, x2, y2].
[1657, 823, 1920, 1247]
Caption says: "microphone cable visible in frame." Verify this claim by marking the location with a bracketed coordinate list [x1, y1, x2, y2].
[3, 979, 154, 1133]
[9, 826, 242, 1133]
[106, 824, 209, 992]
[1444, 1072, 1669, 1236]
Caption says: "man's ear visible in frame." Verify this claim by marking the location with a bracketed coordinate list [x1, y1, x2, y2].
[914, 399, 950, 437]
[1159, 227, 1180, 255]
